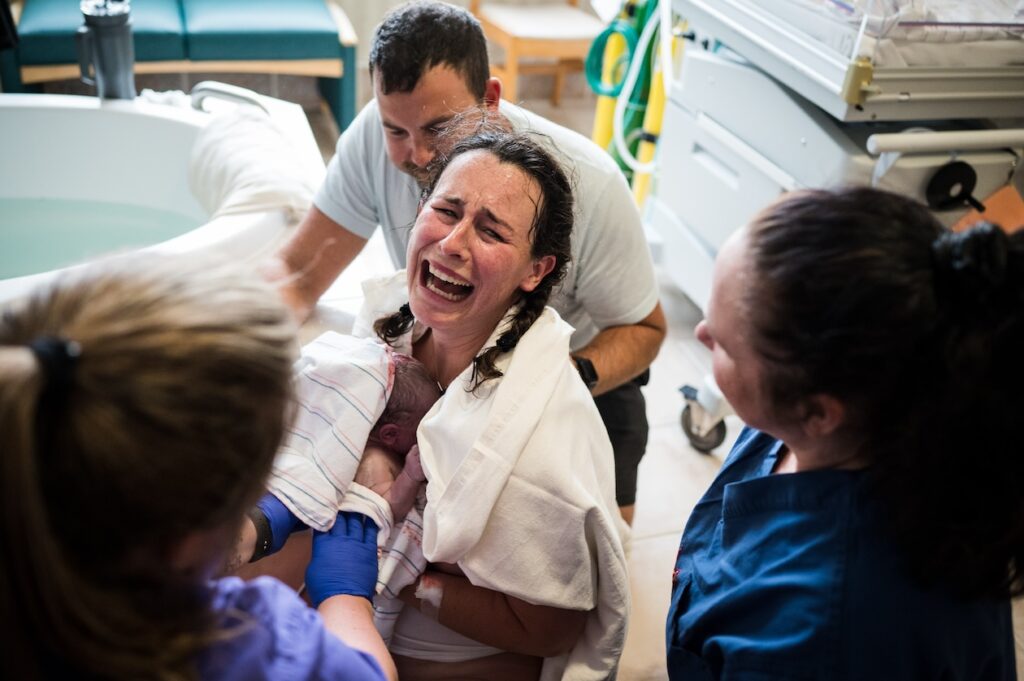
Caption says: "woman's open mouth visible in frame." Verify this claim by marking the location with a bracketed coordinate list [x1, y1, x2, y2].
[422, 261, 474, 302]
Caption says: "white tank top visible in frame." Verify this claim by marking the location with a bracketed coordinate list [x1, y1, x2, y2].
[389, 603, 505, 662]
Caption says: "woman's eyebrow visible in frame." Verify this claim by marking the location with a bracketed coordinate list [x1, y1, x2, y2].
[482, 208, 512, 231]
[437, 195, 511, 231]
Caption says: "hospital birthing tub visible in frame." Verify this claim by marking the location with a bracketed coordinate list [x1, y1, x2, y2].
[0, 83, 324, 304]
[648, 0, 1024, 451]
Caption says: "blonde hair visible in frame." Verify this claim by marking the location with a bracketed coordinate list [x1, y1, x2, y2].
[0, 254, 297, 680]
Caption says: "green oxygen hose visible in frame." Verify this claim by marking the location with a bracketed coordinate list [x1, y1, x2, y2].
[585, 19, 639, 98]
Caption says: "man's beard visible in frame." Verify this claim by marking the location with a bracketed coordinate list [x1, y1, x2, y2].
[403, 162, 432, 188]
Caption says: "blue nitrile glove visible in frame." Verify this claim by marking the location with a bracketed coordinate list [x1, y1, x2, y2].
[255, 493, 303, 555]
[305, 511, 380, 607]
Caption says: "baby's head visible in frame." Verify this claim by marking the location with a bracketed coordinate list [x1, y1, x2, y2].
[371, 352, 441, 456]
[0, 254, 296, 677]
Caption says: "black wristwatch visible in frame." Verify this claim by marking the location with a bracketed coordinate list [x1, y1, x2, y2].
[572, 355, 599, 390]
[247, 506, 274, 563]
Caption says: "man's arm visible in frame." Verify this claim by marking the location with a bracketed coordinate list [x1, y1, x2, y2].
[261, 205, 369, 322]
[573, 301, 667, 396]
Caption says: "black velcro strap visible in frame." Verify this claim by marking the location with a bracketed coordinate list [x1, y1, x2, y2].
[247, 506, 274, 563]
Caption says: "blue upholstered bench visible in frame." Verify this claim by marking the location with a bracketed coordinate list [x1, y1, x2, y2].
[0, 0, 358, 131]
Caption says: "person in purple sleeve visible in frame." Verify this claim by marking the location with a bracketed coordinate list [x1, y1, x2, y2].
[0, 255, 397, 681]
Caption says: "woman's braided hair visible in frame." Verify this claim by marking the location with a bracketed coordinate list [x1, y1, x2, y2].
[375, 131, 574, 392]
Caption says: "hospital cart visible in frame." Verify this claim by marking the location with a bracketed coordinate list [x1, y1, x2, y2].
[646, 0, 1024, 451]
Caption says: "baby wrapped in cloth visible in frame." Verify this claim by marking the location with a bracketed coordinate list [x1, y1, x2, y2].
[355, 273, 631, 680]
[267, 331, 437, 538]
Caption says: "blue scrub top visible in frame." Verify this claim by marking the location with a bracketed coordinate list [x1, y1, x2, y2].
[667, 427, 1015, 680]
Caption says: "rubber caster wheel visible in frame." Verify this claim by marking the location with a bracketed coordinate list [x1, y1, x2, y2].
[681, 405, 726, 453]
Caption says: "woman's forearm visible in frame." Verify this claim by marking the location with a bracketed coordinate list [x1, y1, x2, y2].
[319, 595, 398, 681]
[400, 571, 589, 658]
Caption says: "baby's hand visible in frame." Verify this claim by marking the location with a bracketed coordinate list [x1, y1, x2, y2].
[401, 445, 425, 483]
[355, 445, 400, 498]
[386, 446, 427, 522]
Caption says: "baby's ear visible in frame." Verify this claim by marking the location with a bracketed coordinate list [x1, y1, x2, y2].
[377, 423, 401, 448]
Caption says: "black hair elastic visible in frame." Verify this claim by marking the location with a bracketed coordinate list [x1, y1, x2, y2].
[932, 224, 1010, 320]
[29, 336, 81, 389]
[28, 336, 81, 457]
[399, 303, 412, 317]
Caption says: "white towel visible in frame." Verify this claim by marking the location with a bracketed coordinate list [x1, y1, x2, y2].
[188, 107, 317, 221]
[355, 272, 630, 680]
[268, 332, 395, 533]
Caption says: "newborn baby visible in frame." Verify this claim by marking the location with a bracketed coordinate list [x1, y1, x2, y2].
[232, 333, 441, 566]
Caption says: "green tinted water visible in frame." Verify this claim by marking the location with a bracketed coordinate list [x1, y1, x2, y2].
[0, 198, 203, 279]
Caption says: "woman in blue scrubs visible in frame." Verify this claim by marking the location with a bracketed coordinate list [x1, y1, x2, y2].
[668, 187, 1024, 680]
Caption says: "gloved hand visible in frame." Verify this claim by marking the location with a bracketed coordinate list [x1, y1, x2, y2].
[254, 492, 303, 555]
[305, 511, 380, 607]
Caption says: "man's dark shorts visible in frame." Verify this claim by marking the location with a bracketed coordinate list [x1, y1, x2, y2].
[594, 369, 650, 507]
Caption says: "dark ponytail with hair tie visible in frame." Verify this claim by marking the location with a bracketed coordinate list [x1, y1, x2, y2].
[931, 223, 1014, 324]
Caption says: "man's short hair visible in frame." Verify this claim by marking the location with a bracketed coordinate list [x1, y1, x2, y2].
[369, 1, 490, 100]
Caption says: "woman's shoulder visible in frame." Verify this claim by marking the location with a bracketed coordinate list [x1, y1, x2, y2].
[517, 305, 574, 347]
[711, 426, 783, 481]
[199, 577, 386, 681]
[840, 525, 1015, 677]
[674, 497, 1015, 680]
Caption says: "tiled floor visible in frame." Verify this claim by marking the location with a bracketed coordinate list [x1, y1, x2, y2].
[615, 273, 746, 681]
[303, 90, 742, 680]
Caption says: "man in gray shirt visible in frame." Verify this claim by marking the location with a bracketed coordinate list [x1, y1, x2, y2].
[265, 1, 665, 524]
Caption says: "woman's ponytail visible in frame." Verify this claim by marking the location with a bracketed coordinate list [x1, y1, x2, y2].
[0, 345, 111, 678]
[931, 223, 1019, 326]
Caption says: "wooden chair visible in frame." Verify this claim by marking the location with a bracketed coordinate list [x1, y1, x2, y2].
[470, 0, 605, 106]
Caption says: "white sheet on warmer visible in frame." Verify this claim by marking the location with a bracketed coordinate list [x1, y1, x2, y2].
[752, 0, 1024, 67]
